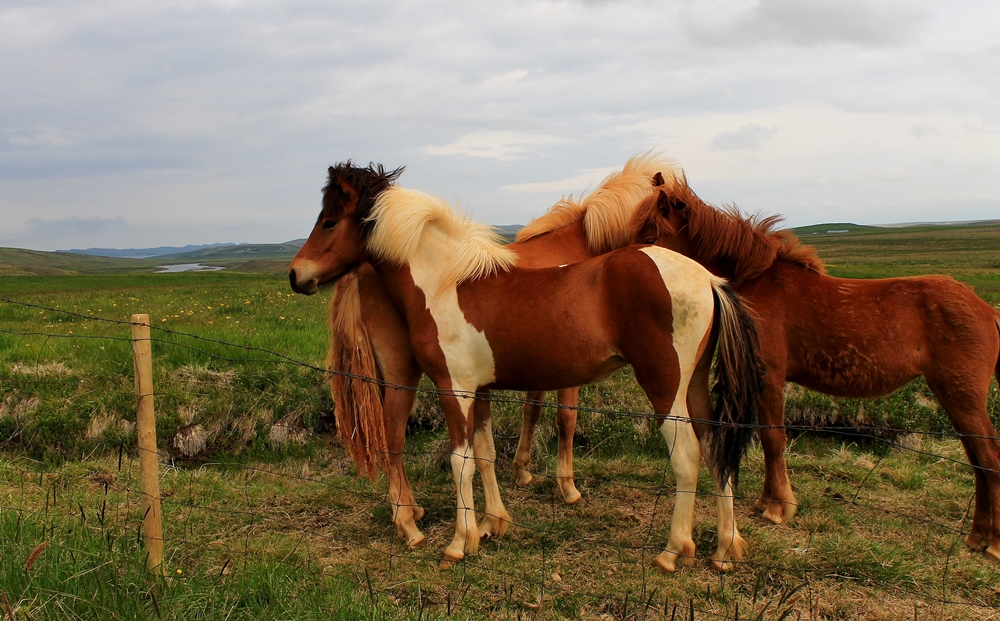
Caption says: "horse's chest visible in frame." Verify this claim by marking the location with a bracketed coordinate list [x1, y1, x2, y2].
[417, 287, 496, 390]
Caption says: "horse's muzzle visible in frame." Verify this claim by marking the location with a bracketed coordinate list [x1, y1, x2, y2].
[288, 268, 319, 295]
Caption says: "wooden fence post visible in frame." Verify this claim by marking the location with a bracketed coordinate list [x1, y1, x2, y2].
[131, 313, 165, 576]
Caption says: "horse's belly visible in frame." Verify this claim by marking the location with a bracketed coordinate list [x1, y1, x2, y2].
[490, 352, 627, 392]
[790, 344, 920, 398]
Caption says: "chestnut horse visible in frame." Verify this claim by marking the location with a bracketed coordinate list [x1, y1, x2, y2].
[289, 162, 766, 570]
[324, 153, 674, 550]
[630, 174, 1000, 560]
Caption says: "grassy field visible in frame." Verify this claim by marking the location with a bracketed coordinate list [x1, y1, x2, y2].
[801, 222, 1000, 305]
[2, 222, 1000, 619]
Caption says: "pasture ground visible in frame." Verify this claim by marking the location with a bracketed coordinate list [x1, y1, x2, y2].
[2, 223, 1000, 619]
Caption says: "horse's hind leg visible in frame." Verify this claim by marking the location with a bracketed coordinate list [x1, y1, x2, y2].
[555, 387, 583, 505]
[929, 375, 1000, 559]
[638, 370, 699, 573]
[513, 391, 544, 486]
[653, 410, 701, 572]
[757, 376, 798, 524]
[473, 395, 513, 540]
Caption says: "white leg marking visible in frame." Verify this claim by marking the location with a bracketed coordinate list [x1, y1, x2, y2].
[700, 436, 745, 572]
[473, 414, 512, 539]
[443, 438, 478, 564]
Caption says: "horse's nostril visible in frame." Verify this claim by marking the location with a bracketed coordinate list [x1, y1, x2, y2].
[288, 269, 298, 290]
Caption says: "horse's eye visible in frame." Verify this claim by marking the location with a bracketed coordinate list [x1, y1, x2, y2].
[644, 237, 657, 244]
[322, 220, 337, 230]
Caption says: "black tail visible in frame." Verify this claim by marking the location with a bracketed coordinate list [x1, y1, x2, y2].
[708, 280, 767, 488]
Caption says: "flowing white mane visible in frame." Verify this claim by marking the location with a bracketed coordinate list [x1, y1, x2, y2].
[367, 186, 518, 288]
[516, 151, 683, 254]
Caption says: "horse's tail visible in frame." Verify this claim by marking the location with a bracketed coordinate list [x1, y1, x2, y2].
[994, 313, 1000, 385]
[708, 278, 767, 488]
[327, 271, 387, 479]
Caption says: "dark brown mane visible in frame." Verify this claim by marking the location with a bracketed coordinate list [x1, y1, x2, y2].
[630, 181, 825, 285]
[322, 161, 404, 237]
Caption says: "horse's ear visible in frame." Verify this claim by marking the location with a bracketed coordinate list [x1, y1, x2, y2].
[652, 172, 665, 187]
[656, 190, 671, 213]
[657, 191, 687, 218]
[338, 180, 360, 215]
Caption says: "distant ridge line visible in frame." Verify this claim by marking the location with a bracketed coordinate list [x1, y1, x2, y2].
[58, 240, 307, 259]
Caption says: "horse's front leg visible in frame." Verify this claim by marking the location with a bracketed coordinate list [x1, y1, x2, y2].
[473, 394, 513, 539]
[440, 391, 480, 568]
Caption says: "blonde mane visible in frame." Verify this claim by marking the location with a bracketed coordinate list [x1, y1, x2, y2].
[367, 186, 517, 288]
[516, 152, 682, 254]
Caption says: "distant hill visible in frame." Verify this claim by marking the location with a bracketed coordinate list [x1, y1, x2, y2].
[793, 219, 1000, 236]
[1, 240, 305, 276]
[59, 243, 236, 259]
[493, 224, 522, 243]
[161, 240, 304, 261]
[0, 248, 150, 276]
[791, 223, 880, 235]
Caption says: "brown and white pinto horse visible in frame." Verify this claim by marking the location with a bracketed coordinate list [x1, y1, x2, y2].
[289, 163, 766, 570]
[630, 174, 1000, 560]
[323, 154, 673, 550]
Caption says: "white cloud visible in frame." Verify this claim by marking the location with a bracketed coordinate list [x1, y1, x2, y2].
[500, 167, 616, 193]
[682, 0, 929, 48]
[424, 131, 565, 160]
[710, 124, 779, 150]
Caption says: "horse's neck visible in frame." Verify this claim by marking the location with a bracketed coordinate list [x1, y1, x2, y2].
[510, 220, 594, 268]
[676, 244, 737, 282]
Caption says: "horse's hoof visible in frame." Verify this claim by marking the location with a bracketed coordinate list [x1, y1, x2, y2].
[965, 532, 990, 552]
[563, 490, 585, 505]
[407, 533, 426, 549]
[439, 552, 463, 570]
[652, 553, 678, 573]
[413, 506, 426, 521]
[759, 499, 795, 525]
[479, 513, 512, 540]
[710, 558, 735, 572]
[984, 543, 1000, 563]
[653, 541, 695, 573]
[711, 536, 746, 572]
[514, 469, 533, 486]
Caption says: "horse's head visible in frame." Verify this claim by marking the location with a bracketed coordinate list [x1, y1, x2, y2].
[288, 162, 404, 295]
[629, 173, 697, 258]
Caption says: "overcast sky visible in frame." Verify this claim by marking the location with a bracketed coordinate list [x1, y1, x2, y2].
[1, 0, 998, 251]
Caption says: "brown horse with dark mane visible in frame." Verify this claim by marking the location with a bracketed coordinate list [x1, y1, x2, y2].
[322, 154, 676, 549]
[630, 173, 1000, 560]
[289, 162, 766, 570]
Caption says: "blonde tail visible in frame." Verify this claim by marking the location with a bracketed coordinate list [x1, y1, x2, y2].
[327, 271, 387, 479]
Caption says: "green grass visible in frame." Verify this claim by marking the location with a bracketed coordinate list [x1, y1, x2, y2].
[3, 221, 1000, 619]
[0, 465, 406, 620]
[801, 222, 1000, 305]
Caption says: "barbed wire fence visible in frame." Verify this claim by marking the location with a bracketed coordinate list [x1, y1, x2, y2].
[2, 296, 1000, 619]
